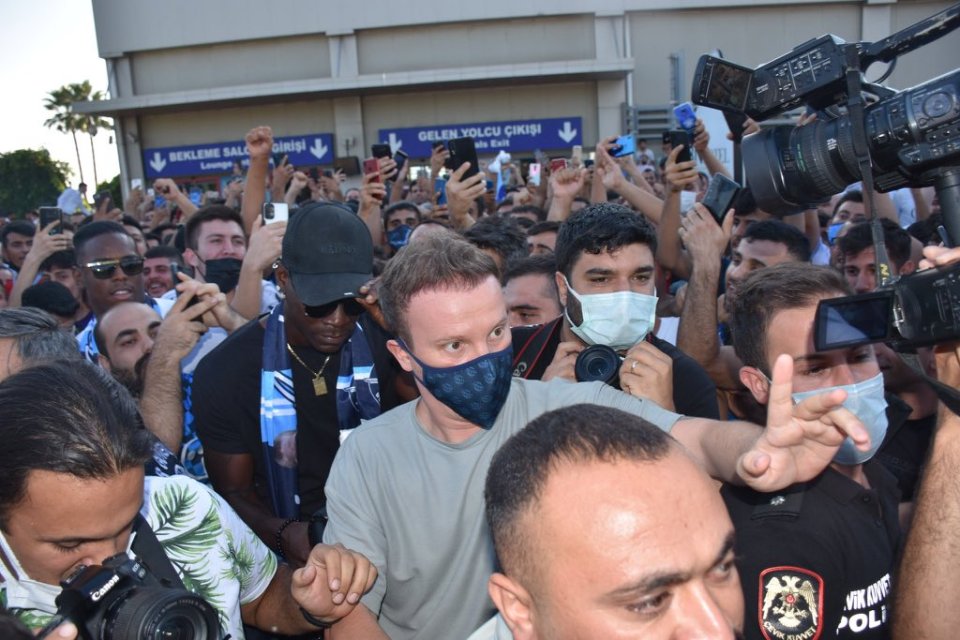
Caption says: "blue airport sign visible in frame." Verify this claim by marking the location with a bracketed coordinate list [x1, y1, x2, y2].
[143, 133, 334, 179]
[378, 117, 583, 157]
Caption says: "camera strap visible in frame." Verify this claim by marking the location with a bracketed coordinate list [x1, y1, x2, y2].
[895, 351, 960, 417]
[842, 44, 895, 288]
[130, 515, 187, 590]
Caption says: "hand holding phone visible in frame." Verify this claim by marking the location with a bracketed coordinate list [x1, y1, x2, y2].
[262, 202, 290, 225]
[610, 134, 636, 158]
[363, 158, 382, 183]
[38, 207, 63, 235]
[447, 137, 480, 179]
[700, 174, 741, 224]
[668, 130, 693, 164]
[673, 102, 698, 136]
[528, 163, 542, 187]
[550, 158, 568, 173]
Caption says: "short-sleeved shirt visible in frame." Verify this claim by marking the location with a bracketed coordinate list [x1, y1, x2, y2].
[0, 475, 277, 639]
[193, 313, 403, 518]
[722, 462, 901, 640]
[323, 377, 681, 639]
[511, 317, 720, 419]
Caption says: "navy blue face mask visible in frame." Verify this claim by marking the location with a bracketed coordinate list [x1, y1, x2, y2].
[401, 342, 514, 429]
[387, 225, 413, 250]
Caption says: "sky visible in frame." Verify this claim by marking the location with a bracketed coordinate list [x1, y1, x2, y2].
[0, 0, 120, 187]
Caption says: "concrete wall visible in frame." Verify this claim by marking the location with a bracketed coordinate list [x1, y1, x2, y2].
[84, 0, 959, 186]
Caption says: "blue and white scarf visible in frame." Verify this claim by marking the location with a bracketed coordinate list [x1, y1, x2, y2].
[259, 305, 381, 518]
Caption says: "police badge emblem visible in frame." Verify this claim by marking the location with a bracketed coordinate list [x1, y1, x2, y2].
[758, 566, 824, 640]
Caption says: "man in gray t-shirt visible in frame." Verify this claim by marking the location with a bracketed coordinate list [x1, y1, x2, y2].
[324, 233, 871, 639]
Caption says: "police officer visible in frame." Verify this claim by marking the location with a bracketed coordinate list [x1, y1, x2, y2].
[723, 263, 900, 639]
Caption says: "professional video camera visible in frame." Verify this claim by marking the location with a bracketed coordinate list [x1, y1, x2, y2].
[39, 553, 220, 640]
[692, 5, 960, 217]
[691, 4, 960, 354]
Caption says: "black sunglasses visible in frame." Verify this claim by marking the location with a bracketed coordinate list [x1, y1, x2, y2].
[84, 255, 145, 279]
[303, 297, 365, 319]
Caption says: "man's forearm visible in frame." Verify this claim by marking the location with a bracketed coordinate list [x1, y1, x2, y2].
[547, 195, 574, 222]
[699, 147, 730, 178]
[894, 413, 960, 638]
[242, 159, 269, 235]
[231, 266, 264, 320]
[358, 202, 383, 248]
[616, 181, 664, 224]
[671, 417, 761, 484]
[330, 603, 389, 640]
[8, 256, 41, 307]
[139, 356, 185, 452]
[243, 565, 333, 635]
[656, 191, 692, 278]
[677, 260, 722, 368]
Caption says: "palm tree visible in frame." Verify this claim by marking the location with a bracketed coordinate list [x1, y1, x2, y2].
[43, 81, 113, 185]
[43, 86, 84, 183]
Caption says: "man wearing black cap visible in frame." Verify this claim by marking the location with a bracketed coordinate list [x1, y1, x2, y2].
[193, 202, 409, 568]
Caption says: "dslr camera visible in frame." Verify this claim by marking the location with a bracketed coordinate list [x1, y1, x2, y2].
[692, 5, 960, 353]
[49, 553, 220, 640]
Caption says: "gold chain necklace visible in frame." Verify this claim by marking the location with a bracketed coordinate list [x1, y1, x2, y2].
[286, 344, 332, 396]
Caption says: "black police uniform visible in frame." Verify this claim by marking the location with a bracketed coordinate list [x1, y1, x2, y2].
[722, 462, 900, 640]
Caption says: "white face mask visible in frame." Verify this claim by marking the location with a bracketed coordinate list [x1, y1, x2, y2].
[790, 372, 888, 465]
[563, 276, 658, 352]
[0, 526, 138, 617]
[0, 530, 63, 615]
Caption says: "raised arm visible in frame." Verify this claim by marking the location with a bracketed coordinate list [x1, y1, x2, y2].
[655, 145, 699, 278]
[241, 126, 273, 236]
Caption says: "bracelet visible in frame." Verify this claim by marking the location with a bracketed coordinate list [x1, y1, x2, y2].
[275, 517, 298, 559]
[300, 606, 333, 629]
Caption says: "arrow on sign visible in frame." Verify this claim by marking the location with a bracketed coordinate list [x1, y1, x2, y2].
[558, 121, 578, 143]
[149, 152, 167, 173]
[388, 133, 403, 154]
[309, 139, 329, 161]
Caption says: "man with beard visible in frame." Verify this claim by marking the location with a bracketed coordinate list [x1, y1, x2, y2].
[94, 279, 245, 463]
[142, 245, 184, 298]
[676, 211, 810, 420]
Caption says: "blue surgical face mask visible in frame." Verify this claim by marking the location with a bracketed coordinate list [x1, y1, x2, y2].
[790, 372, 888, 465]
[563, 276, 658, 352]
[401, 342, 514, 429]
[387, 225, 413, 250]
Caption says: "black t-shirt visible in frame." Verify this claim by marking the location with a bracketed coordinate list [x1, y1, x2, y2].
[876, 395, 935, 502]
[511, 318, 720, 419]
[722, 463, 901, 640]
[193, 313, 403, 517]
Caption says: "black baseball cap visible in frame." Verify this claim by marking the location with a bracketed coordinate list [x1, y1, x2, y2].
[281, 202, 373, 306]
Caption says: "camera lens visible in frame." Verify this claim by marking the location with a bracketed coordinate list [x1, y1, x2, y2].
[106, 588, 220, 640]
[574, 345, 621, 387]
[743, 120, 857, 216]
[264, 204, 274, 219]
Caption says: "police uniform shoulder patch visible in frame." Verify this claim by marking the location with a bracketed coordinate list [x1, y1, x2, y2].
[758, 566, 824, 640]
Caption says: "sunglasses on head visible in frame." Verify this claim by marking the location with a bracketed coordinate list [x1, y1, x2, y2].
[303, 297, 365, 319]
[84, 255, 145, 279]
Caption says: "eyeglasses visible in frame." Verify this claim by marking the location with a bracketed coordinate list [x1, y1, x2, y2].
[84, 256, 145, 279]
[303, 297, 365, 319]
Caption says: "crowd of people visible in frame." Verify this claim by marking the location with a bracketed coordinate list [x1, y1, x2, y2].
[0, 113, 955, 640]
